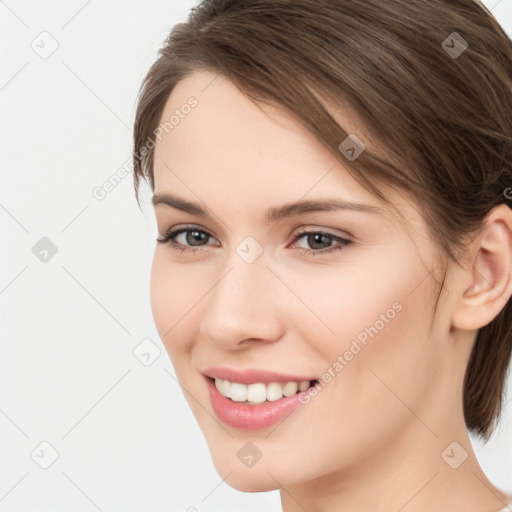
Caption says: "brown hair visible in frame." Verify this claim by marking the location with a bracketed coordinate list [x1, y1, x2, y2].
[132, 0, 512, 441]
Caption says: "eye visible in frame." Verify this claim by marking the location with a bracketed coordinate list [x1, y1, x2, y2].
[156, 225, 353, 256]
[156, 225, 218, 252]
[290, 227, 353, 256]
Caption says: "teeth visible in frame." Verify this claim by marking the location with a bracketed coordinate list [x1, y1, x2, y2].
[214, 378, 313, 404]
[283, 381, 298, 396]
[247, 383, 267, 403]
[215, 378, 230, 396]
[230, 382, 248, 402]
[267, 382, 283, 401]
[298, 380, 310, 392]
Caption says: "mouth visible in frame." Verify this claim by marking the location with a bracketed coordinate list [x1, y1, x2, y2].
[204, 373, 319, 429]
[207, 376, 320, 405]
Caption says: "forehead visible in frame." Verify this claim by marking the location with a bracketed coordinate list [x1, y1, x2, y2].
[153, 71, 381, 207]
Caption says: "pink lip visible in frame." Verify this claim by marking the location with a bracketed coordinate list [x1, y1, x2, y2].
[205, 376, 309, 430]
[203, 366, 316, 385]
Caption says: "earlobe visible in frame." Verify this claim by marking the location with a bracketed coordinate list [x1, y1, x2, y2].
[452, 204, 512, 331]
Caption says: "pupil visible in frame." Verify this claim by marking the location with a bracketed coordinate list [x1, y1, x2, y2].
[309, 233, 332, 249]
[187, 231, 207, 246]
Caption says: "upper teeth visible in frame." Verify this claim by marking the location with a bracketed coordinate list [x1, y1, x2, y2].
[214, 378, 312, 404]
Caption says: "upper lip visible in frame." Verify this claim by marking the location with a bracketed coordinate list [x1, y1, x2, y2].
[203, 367, 317, 385]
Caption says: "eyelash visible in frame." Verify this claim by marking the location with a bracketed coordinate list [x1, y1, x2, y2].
[156, 225, 353, 256]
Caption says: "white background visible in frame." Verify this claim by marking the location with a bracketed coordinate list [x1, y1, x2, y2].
[1, 1, 511, 511]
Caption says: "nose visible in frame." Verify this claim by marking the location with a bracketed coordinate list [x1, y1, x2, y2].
[198, 248, 286, 350]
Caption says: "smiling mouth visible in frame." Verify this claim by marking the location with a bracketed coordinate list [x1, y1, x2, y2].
[207, 376, 320, 405]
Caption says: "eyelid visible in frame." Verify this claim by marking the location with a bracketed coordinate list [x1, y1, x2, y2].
[291, 225, 354, 242]
[157, 222, 220, 240]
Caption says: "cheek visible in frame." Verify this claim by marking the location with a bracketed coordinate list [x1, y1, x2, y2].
[149, 250, 200, 356]
[286, 247, 436, 407]
[279, 246, 431, 358]
[313, 256, 437, 430]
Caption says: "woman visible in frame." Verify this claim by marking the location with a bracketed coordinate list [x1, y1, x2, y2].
[132, 1, 512, 510]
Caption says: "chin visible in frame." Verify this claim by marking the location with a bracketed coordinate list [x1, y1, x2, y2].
[220, 468, 283, 493]
[205, 443, 290, 492]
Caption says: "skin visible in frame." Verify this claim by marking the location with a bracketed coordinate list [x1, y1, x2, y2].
[150, 70, 512, 512]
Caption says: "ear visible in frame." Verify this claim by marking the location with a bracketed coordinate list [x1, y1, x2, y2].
[451, 204, 512, 331]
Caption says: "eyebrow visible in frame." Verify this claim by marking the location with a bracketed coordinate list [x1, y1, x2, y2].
[152, 192, 382, 222]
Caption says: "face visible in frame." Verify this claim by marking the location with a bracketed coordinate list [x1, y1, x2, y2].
[150, 70, 449, 491]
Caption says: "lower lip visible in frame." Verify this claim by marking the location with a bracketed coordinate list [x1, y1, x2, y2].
[206, 377, 308, 430]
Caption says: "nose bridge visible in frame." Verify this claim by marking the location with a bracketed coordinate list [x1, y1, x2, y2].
[199, 241, 284, 346]
[213, 234, 271, 310]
